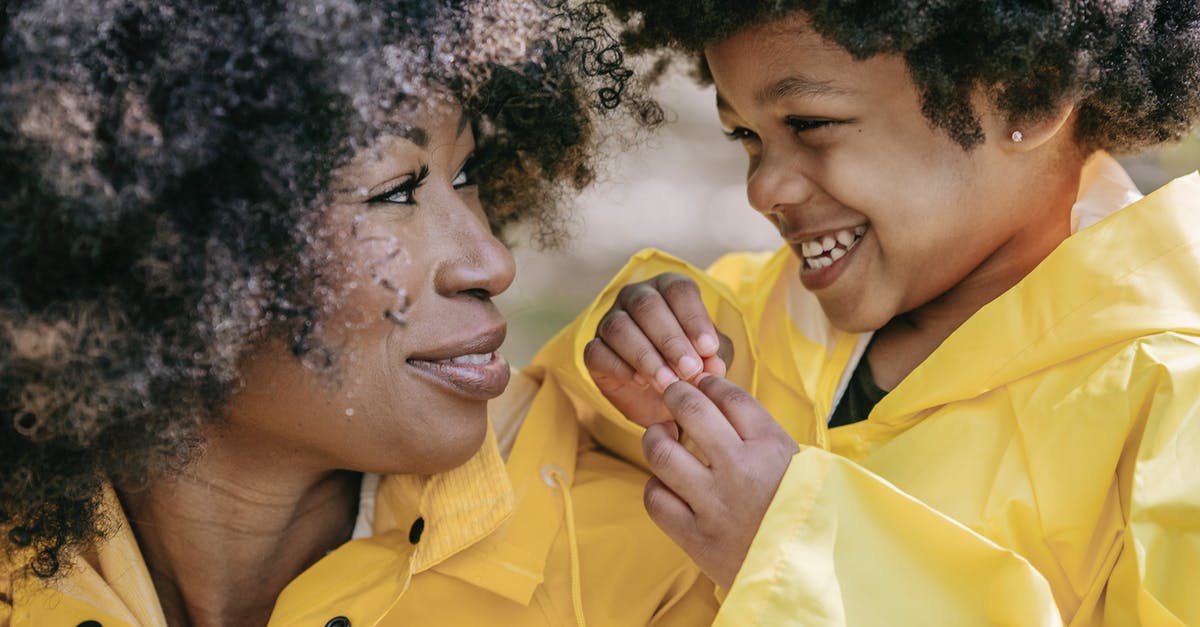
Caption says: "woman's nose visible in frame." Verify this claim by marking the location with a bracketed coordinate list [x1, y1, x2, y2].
[746, 148, 815, 216]
[433, 205, 516, 300]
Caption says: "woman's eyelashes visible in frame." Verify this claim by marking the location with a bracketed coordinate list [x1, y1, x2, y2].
[368, 156, 475, 206]
[369, 164, 430, 205]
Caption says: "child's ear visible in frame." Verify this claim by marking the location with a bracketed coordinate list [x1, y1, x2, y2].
[994, 102, 1076, 153]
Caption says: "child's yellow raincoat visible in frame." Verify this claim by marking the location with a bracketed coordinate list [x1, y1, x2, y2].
[533, 157, 1200, 626]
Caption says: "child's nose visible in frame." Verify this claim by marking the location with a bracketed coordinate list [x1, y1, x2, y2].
[746, 148, 815, 216]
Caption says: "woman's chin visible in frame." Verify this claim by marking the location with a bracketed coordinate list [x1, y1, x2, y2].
[380, 419, 490, 477]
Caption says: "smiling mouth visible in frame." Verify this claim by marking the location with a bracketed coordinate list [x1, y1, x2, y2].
[405, 326, 510, 400]
[798, 225, 867, 270]
[407, 352, 510, 401]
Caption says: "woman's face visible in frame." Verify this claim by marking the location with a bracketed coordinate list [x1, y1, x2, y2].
[224, 102, 516, 476]
[705, 13, 1074, 332]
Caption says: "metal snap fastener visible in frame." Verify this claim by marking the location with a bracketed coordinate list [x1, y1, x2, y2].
[77, 622, 103, 627]
[325, 616, 351, 627]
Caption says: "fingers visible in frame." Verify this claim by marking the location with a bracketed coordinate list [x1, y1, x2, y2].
[598, 274, 717, 390]
[584, 337, 646, 392]
[642, 421, 712, 504]
[597, 307, 681, 391]
[695, 376, 791, 442]
[661, 380, 742, 467]
[652, 274, 721, 358]
[643, 475, 698, 547]
[585, 339, 676, 427]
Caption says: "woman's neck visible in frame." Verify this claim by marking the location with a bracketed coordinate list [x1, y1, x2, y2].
[119, 440, 361, 627]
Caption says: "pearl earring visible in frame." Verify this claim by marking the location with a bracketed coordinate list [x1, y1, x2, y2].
[1011, 130, 1024, 143]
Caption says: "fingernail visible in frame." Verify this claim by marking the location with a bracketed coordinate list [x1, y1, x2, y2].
[654, 366, 679, 391]
[632, 372, 649, 388]
[677, 355, 701, 378]
[696, 333, 719, 356]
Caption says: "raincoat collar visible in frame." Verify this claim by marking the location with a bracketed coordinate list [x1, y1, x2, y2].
[9, 372, 578, 625]
[876, 169, 1200, 423]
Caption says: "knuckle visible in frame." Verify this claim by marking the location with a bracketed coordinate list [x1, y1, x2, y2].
[660, 334, 693, 358]
[643, 481, 667, 516]
[677, 310, 713, 332]
[644, 436, 676, 470]
[632, 345, 662, 370]
[625, 291, 663, 318]
[719, 385, 756, 411]
[582, 338, 610, 368]
[672, 394, 709, 420]
[659, 276, 700, 301]
[596, 310, 631, 339]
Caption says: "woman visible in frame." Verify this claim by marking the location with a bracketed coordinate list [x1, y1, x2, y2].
[534, 1, 1200, 625]
[0, 1, 714, 625]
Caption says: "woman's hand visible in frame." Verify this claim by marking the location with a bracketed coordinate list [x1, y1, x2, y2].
[642, 376, 798, 590]
[584, 272, 730, 427]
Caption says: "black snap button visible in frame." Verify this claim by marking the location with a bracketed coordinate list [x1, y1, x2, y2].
[325, 617, 350, 627]
[409, 516, 425, 544]
[78, 622, 103, 627]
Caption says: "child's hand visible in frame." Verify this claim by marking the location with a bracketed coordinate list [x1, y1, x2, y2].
[642, 376, 798, 590]
[584, 272, 730, 428]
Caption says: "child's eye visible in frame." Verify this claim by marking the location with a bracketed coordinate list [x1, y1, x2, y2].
[723, 126, 758, 142]
[785, 116, 836, 134]
[368, 164, 430, 205]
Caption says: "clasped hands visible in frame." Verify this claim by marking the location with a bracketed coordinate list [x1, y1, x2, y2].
[584, 272, 798, 590]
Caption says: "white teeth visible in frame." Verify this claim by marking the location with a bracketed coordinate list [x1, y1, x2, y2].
[436, 353, 492, 365]
[798, 224, 869, 271]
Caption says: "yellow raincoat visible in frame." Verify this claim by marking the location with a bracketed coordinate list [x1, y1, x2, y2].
[0, 366, 717, 626]
[532, 157, 1200, 626]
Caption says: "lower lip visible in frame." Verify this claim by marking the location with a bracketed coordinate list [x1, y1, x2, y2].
[407, 353, 511, 401]
[796, 234, 864, 291]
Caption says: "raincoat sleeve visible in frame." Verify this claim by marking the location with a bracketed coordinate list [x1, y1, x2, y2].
[720, 341, 1200, 627]
[530, 248, 762, 471]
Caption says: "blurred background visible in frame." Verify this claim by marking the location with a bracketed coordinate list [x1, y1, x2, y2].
[496, 72, 1200, 366]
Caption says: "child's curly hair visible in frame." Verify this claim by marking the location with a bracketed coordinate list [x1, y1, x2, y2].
[0, 0, 658, 579]
[600, 0, 1200, 151]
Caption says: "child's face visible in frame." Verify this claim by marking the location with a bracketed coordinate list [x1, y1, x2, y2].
[705, 13, 1072, 332]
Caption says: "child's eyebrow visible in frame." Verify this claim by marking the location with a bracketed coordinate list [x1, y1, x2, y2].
[716, 74, 855, 116]
[757, 75, 854, 104]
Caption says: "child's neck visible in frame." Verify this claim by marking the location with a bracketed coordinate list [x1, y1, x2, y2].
[868, 195, 1075, 391]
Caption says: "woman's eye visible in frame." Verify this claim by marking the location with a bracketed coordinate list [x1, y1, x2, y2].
[368, 165, 429, 206]
[452, 163, 472, 188]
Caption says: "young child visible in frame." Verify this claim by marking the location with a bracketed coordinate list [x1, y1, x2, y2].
[533, 2, 1200, 625]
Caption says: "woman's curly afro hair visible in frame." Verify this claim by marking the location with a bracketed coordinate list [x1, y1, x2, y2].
[601, 0, 1200, 151]
[0, 0, 658, 579]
